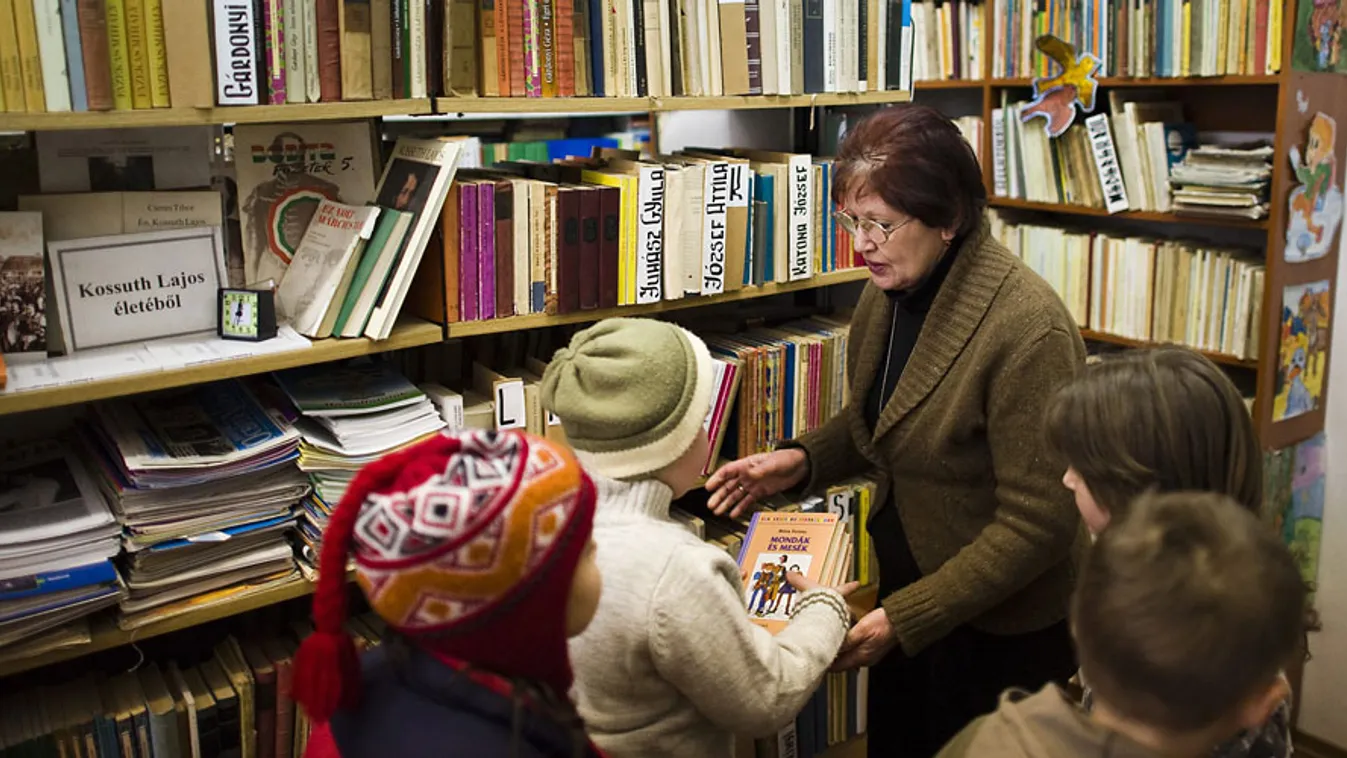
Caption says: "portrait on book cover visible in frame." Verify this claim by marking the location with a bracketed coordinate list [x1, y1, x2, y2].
[377, 158, 438, 215]
[1285, 112, 1343, 263]
[744, 553, 814, 621]
[1274, 279, 1332, 422]
[1293, 0, 1347, 73]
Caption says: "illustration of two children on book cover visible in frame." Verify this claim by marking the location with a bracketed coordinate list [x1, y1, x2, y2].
[744, 553, 813, 621]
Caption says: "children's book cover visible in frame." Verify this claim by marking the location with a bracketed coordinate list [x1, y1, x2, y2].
[1274, 279, 1332, 422]
[1287, 433, 1326, 601]
[1285, 112, 1343, 263]
[1294, 0, 1347, 73]
[737, 512, 840, 634]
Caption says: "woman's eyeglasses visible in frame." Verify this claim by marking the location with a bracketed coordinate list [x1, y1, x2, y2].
[832, 210, 914, 244]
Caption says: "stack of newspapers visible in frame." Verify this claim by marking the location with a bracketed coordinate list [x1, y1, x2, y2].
[81, 379, 309, 630]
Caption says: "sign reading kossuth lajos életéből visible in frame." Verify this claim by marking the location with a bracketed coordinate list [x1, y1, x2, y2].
[48, 227, 229, 354]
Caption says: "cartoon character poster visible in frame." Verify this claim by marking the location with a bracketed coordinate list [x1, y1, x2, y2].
[1293, 0, 1347, 73]
[1273, 279, 1333, 422]
[1020, 36, 1102, 138]
[1287, 433, 1326, 599]
[1285, 112, 1344, 262]
[744, 553, 814, 621]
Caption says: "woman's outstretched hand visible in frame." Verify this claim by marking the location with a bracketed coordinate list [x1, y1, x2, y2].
[706, 449, 810, 518]
[831, 608, 899, 672]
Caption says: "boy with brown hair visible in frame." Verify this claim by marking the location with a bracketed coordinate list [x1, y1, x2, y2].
[936, 490, 1307, 758]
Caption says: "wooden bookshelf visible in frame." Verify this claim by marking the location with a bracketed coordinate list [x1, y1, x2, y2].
[988, 74, 1282, 88]
[0, 99, 436, 132]
[0, 575, 322, 678]
[989, 197, 1271, 230]
[446, 269, 871, 338]
[0, 319, 443, 417]
[1079, 329, 1259, 369]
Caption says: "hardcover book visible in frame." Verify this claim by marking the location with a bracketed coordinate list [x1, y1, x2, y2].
[737, 511, 846, 634]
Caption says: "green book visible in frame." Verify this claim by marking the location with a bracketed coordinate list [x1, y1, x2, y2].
[332, 207, 413, 336]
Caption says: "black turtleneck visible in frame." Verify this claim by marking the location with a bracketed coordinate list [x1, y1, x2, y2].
[863, 238, 961, 601]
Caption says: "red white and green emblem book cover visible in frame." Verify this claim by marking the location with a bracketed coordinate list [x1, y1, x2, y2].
[737, 511, 843, 634]
[233, 122, 379, 287]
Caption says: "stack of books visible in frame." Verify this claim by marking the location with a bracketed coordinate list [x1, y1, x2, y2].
[273, 361, 447, 578]
[81, 380, 307, 630]
[0, 440, 124, 655]
[1169, 144, 1274, 221]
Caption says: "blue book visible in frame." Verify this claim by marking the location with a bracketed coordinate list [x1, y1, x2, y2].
[587, 0, 605, 96]
[0, 559, 117, 602]
[755, 173, 776, 281]
[59, 0, 88, 111]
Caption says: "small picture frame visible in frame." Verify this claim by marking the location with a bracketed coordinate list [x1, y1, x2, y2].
[218, 288, 278, 342]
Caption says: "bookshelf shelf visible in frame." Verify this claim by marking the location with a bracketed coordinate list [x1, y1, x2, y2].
[445, 269, 871, 338]
[0, 319, 444, 417]
[0, 99, 437, 132]
[437, 91, 913, 115]
[1079, 329, 1258, 369]
[987, 75, 1281, 88]
[989, 197, 1271, 230]
[0, 575, 322, 678]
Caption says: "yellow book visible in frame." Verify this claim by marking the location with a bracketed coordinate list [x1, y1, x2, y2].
[144, 0, 169, 107]
[105, 0, 134, 110]
[1268, 0, 1282, 73]
[0, 0, 24, 112]
[124, 0, 152, 108]
[12, 0, 43, 111]
[1180, 1, 1191, 77]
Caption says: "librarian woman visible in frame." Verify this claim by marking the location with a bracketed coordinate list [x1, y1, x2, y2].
[706, 105, 1086, 758]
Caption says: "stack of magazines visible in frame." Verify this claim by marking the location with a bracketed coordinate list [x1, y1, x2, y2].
[0, 440, 124, 655]
[273, 360, 446, 578]
[81, 379, 309, 630]
[1169, 144, 1273, 220]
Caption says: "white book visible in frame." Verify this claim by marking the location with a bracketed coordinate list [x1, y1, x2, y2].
[823, 0, 838, 91]
[662, 167, 686, 300]
[700, 160, 730, 295]
[876, 0, 887, 89]
[635, 164, 665, 304]
[759, 0, 779, 94]
[212, 0, 260, 105]
[409, 0, 426, 98]
[364, 137, 467, 340]
[284, 0, 306, 103]
[33, 0, 71, 112]
[304, 0, 320, 102]
[276, 200, 380, 337]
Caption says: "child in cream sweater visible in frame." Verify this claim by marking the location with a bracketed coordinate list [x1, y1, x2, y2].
[542, 318, 855, 758]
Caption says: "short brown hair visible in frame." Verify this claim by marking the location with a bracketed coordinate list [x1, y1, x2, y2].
[1072, 491, 1305, 732]
[1044, 347, 1260, 519]
[832, 105, 987, 239]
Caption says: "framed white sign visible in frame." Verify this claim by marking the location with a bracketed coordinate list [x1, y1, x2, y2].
[48, 227, 228, 354]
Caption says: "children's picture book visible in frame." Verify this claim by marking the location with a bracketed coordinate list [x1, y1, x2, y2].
[1274, 279, 1332, 422]
[1294, 0, 1347, 73]
[1288, 433, 1326, 601]
[737, 511, 845, 634]
[233, 122, 379, 287]
[0, 212, 45, 357]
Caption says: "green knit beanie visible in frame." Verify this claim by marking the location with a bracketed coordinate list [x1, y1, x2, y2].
[540, 318, 716, 480]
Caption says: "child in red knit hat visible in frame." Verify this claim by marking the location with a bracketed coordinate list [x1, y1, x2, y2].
[291, 429, 605, 758]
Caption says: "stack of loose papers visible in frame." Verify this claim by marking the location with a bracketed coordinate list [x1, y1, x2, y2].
[273, 361, 446, 578]
[81, 379, 308, 629]
[0, 440, 124, 650]
[1169, 144, 1273, 220]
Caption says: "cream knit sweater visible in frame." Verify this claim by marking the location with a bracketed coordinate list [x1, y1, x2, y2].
[568, 475, 851, 758]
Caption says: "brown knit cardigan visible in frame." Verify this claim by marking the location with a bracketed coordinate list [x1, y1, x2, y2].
[790, 217, 1089, 657]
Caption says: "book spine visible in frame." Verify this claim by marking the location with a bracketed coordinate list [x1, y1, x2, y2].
[461, 184, 480, 321]
[586, 0, 601, 94]
[504, 0, 521, 95]
[701, 162, 728, 294]
[577, 188, 599, 309]
[283, 0, 304, 101]
[104, 0, 136, 108]
[597, 185, 618, 307]
[494, 184, 514, 317]
[303, 0, 319, 99]
[261, 0, 285, 101]
[14, 0, 46, 109]
[212, 0, 260, 104]
[0, 0, 25, 111]
[408, 0, 424, 96]
[539, 0, 555, 96]
[477, 0, 496, 95]
[802, 0, 822, 92]
[558, 188, 581, 312]
[314, 0, 340, 99]
[59, 0, 87, 109]
[571, 0, 588, 94]
[370, 0, 391, 97]
[635, 166, 663, 304]
[522, 0, 538, 95]
[390, 0, 403, 96]
[74, 0, 112, 108]
[745, 0, 762, 94]
[554, 0, 573, 94]
[630, 0, 645, 95]
[124, 0, 153, 107]
[478, 185, 496, 318]
[340, 0, 372, 98]
[35, 0, 72, 111]
[143, 0, 169, 105]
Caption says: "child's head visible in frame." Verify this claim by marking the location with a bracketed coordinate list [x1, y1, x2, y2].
[1045, 347, 1260, 534]
[542, 318, 715, 496]
[1072, 491, 1304, 745]
[291, 430, 600, 723]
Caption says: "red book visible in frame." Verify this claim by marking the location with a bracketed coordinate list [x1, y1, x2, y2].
[478, 180, 497, 318]
[315, 0, 343, 100]
[577, 186, 600, 309]
[76, 0, 115, 110]
[596, 185, 619, 309]
[557, 186, 581, 313]
[554, 0, 575, 95]
[507, 0, 525, 95]
[460, 182, 481, 321]
[494, 181, 515, 318]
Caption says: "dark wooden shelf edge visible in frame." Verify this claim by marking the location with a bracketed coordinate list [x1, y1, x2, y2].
[990, 198, 1270, 229]
[1080, 329, 1258, 368]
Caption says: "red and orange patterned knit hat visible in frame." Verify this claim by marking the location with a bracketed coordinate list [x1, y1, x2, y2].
[291, 429, 597, 723]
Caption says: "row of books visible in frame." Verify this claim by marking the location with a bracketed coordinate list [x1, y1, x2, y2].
[991, 214, 1265, 360]
[0, 619, 380, 758]
[991, 0, 1283, 80]
[0, 0, 173, 114]
[195, 0, 919, 106]
[990, 92, 1272, 220]
[910, 0, 984, 81]
[404, 147, 863, 326]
